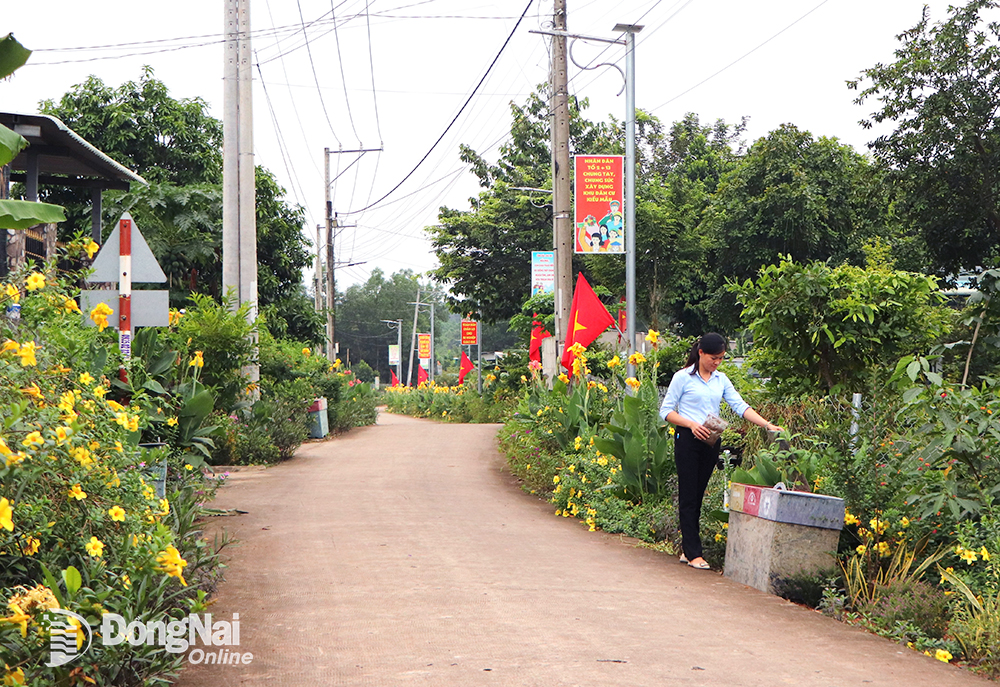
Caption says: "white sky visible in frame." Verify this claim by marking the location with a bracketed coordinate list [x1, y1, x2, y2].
[5, 0, 965, 291]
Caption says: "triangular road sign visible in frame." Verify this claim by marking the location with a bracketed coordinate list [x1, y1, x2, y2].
[89, 212, 167, 283]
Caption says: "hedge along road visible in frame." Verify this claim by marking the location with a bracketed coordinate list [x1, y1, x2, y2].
[174, 411, 988, 687]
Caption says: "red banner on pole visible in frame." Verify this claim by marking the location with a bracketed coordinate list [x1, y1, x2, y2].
[460, 320, 478, 345]
[574, 155, 624, 254]
[417, 333, 431, 360]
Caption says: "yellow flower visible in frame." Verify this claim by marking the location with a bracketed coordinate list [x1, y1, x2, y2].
[93, 385, 107, 398]
[21, 432, 43, 448]
[301, 347, 311, 357]
[3, 284, 20, 304]
[553, 475, 560, 484]
[155, 545, 188, 586]
[71, 446, 93, 468]
[55, 426, 71, 444]
[85, 536, 104, 558]
[940, 566, 955, 584]
[568, 342, 587, 357]
[167, 417, 178, 427]
[935, 649, 953, 663]
[844, 511, 860, 526]
[24, 272, 45, 291]
[106, 399, 124, 412]
[982, 546, 991, 561]
[645, 329, 661, 346]
[557, 373, 569, 384]
[333, 358, 342, 370]
[168, 309, 182, 326]
[89, 302, 114, 331]
[5, 452, 26, 468]
[121, 574, 131, 589]
[715, 532, 724, 542]
[876, 541, 891, 558]
[900, 516, 910, 528]
[625, 377, 640, 391]
[158, 499, 170, 515]
[78, 372, 94, 385]
[108, 506, 126, 522]
[856, 544, 867, 555]
[85, 239, 100, 259]
[62, 296, 80, 313]
[21, 537, 39, 556]
[16, 342, 37, 367]
[0, 498, 13, 531]
[68, 484, 87, 501]
[1, 339, 18, 353]
[869, 517, 888, 535]
[189, 351, 204, 368]
[607, 355, 621, 368]
[628, 352, 646, 366]
[958, 546, 979, 565]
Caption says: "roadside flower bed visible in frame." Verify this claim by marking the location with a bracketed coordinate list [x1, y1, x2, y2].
[0, 254, 227, 685]
[383, 379, 515, 423]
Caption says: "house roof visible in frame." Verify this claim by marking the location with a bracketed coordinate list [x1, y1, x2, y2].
[0, 112, 146, 190]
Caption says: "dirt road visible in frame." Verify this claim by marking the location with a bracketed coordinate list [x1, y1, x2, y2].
[175, 411, 987, 686]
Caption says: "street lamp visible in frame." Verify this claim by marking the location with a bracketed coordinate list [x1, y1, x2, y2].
[530, 22, 644, 381]
[381, 319, 402, 385]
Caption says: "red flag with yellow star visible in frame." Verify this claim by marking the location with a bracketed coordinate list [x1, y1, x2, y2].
[458, 351, 475, 384]
[528, 313, 552, 363]
[560, 274, 615, 370]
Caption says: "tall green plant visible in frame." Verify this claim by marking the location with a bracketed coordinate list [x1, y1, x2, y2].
[593, 355, 673, 502]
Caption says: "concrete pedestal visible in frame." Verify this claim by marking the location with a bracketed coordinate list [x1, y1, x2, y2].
[724, 484, 844, 595]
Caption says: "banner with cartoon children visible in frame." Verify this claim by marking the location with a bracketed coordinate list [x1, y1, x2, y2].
[574, 155, 624, 254]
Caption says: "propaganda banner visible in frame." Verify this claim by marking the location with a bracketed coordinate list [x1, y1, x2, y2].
[530, 250, 555, 295]
[417, 333, 431, 360]
[574, 155, 624, 254]
[460, 320, 478, 346]
[388, 344, 400, 365]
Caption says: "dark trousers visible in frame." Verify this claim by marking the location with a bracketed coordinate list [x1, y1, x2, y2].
[674, 426, 720, 561]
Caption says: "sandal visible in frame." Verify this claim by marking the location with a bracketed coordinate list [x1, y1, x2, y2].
[679, 554, 688, 564]
[687, 559, 711, 570]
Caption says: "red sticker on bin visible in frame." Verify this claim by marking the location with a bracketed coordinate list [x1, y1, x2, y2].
[742, 485, 761, 516]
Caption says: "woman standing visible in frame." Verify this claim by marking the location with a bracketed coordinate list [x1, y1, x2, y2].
[659, 333, 780, 570]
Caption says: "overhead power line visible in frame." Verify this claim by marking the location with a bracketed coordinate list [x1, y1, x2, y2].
[650, 0, 831, 112]
[341, 0, 536, 216]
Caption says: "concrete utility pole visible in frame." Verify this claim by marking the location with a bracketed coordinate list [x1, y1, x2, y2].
[407, 286, 420, 387]
[223, 0, 258, 381]
[314, 223, 323, 312]
[323, 146, 380, 361]
[551, 0, 572, 350]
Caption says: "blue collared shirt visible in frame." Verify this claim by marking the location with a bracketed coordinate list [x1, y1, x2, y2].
[659, 365, 750, 424]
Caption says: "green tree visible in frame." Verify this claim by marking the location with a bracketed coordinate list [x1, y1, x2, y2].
[41, 70, 321, 342]
[730, 251, 951, 396]
[429, 86, 612, 323]
[849, 0, 1000, 276]
[335, 269, 449, 382]
[702, 124, 885, 330]
[585, 112, 745, 334]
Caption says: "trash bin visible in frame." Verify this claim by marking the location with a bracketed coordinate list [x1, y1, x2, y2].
[724, 483, 844, 595]
[308, 397, 329, 438]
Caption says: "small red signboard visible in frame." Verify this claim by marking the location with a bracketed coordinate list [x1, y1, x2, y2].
[460, 320, 478, 346]
[417, 333, 431, 360]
